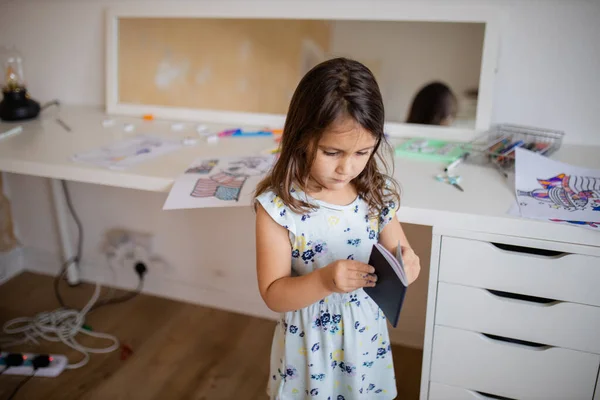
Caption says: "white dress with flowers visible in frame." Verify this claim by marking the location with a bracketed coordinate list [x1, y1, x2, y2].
[256, 189, 398, 399]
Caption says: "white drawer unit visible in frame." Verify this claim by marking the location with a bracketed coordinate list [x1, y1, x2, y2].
[438, 236, 600, 307]
[436, 282, 600, 354]
[422, 232, 600, 400]
[430, 326, 600, 400]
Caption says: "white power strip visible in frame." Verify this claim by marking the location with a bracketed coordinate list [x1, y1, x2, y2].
[1, 352, 68, 377]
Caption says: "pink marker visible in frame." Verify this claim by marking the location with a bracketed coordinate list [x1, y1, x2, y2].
[218, 129, 242, 137]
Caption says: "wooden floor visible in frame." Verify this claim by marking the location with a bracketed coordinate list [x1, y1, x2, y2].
[0, 272, 422, 399]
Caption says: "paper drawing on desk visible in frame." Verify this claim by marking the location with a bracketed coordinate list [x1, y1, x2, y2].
[507, 201, 599, 231]
[514, 148, 600, 223]
[72, 134, 182, 169]
[184, 159, 219, 174]
[163, 156, 275, 210]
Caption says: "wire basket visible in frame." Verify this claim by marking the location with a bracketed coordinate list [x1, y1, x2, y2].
[464, 124, 565, 171]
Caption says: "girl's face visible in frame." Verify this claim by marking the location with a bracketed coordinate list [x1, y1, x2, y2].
[309, 116, 377, 192]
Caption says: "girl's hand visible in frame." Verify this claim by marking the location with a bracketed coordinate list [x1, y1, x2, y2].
[320, 260, 377, 293]
[401, 246, 421, 285]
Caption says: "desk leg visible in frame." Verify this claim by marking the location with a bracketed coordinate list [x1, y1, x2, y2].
[420, 233, 442, 400]
[50, 179, 80, 285]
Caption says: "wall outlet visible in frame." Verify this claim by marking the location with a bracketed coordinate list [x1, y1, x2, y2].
[103, 228, 155, 273]
[103, 228, 153, 255]
[102, 228, 172, 278]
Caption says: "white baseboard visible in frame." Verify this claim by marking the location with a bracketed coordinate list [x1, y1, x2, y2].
[16, 246, 423, 349]
[0, 247, 26, 285]
[19, 246, 278, 322]
[18, 246, 62, 275]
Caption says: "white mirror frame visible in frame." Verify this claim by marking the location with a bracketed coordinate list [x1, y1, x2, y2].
[106, 1, 502, 139]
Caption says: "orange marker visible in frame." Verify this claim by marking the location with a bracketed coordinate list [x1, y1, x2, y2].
[142, 114, 154, 121]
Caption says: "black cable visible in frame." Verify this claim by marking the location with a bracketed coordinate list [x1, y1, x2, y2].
[90, 277, 144, 313]
[90, 263, 147, 313]
[40, 99, 60, 111]
[6, 370, 35, 400]
[54, 179, 147, 314]
[61, 180, 84, 262]
[53, 257, 77, 309]
[0, 365, 8, 375]
[53, 180, 83, 309]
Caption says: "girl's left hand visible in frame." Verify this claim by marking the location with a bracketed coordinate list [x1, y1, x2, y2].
[401, 246, 421, 285]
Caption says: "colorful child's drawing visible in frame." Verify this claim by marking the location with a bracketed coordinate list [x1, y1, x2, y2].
[162, 155, 275, 210]
[507, 201, 600, 231]
[548, 219, 599, 229]
[185, 159, 218, 174]
[517, 173, 600, 212]
[190, 157, 272, 201]
[514, 148, 600, 228]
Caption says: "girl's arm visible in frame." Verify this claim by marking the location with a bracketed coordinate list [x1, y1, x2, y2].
[256, 204, 375, 313]
[379, 214, 421, 285]
[379, 213, 411, 252]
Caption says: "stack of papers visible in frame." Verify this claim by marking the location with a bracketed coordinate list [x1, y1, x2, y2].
[72, 135, 182, 169]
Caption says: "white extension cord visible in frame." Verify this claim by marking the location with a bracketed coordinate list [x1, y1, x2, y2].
[0, 281, 120, 369]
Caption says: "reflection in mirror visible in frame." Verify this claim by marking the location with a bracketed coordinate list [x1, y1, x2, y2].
[118, 18, 484, 129]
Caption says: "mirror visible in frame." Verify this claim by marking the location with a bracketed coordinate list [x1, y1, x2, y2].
[108, 8, 497, 133]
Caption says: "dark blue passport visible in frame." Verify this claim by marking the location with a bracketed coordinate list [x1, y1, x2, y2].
[364, 242, 408, 328]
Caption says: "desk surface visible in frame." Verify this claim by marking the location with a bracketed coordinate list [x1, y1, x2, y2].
[1, 106, 599, 247]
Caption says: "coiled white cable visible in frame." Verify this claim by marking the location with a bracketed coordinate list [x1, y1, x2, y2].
[1, 280, 120, 369]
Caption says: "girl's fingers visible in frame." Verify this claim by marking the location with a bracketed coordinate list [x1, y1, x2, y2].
[337, 278, 376, 292]
[347, 261, 375, 274]
[348, 276, 377, 287]
[350, 271, 378, 281]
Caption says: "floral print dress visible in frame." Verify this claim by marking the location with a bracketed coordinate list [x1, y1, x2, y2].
[256, 189, 399, 399]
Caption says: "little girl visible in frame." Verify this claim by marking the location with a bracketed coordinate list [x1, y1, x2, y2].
[254, 57, 421, 399]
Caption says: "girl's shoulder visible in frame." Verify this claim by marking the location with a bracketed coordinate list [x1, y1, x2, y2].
[255, 187, 314, 215]
[255, 189, 300, 236]
[255, 190, 290, 213]
[377, 182, 400, 231]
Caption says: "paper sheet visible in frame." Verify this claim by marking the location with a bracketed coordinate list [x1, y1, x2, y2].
[72, 135, 183, 169]
[514, 148, 600, 228]
[507, 201, 599, 231]
[163, 155, 275, 210]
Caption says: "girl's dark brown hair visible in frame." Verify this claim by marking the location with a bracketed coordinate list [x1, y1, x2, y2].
[406, 81, 458, 126]
[254, 57, 400, 217]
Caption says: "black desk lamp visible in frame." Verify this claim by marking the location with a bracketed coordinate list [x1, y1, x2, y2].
[0, 47, 40, 121]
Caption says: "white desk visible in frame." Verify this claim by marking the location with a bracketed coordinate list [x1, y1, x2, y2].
[1, 106, 599, 399]
[2, 106, 598, 244]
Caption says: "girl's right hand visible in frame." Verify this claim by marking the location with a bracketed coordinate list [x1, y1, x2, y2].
[320, 260, 377, 293]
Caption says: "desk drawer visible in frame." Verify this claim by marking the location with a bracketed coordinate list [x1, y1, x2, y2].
[436, 282, 600, 354]
[430, 326, 600, 400]
[439, 236, 600, 307]
[429, 382, 516, 400]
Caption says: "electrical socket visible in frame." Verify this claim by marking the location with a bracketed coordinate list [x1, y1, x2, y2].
[104, 228, 153, 255]
[103, 228, 154, 273]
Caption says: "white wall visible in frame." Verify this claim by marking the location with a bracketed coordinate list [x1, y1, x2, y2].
[1, 0, 599, 349]
[493, 0, 600, 145]
[0, 173, 25, 284]
[330, 20, 484, 125]
[1, 0, 598, 144]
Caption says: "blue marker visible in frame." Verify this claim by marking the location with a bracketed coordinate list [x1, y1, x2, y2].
[501, 140, 524, 155]
[231, 130, 273, 137]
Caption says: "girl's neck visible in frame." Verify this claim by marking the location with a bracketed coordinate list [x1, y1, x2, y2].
[303, 179, 358, 206]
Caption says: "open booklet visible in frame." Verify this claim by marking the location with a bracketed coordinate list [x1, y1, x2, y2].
[363, 242, 408, 328]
